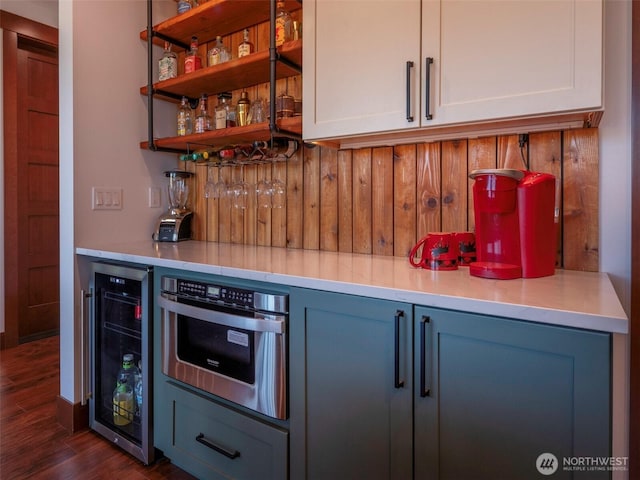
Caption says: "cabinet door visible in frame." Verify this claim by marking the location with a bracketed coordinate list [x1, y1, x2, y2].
[290, 288, 413, 480]
[422, 0, 602, 126]
[414, 306, 611, 480]
[303, 0, 421, 140]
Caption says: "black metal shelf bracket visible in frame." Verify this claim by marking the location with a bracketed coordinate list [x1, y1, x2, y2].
[146, 0, 157, 151]
[151, 30, 190, 51]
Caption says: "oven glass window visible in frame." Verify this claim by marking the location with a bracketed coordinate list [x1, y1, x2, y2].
[176, 311, 255, 385]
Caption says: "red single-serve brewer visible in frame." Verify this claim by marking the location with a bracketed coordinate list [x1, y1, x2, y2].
[469, 168, 557, 280]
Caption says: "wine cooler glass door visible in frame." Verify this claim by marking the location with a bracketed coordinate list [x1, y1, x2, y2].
[90, 262, 154, 464]
[95, 272, 142, 441]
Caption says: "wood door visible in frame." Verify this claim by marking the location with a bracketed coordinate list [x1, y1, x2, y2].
[2, 12, 59, 347]
[15, 44, 59, 343]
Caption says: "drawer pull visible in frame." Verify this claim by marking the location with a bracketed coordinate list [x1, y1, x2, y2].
[196, 433, 240, 459]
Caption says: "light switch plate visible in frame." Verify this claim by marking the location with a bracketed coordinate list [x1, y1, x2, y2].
[92, 187, 123, 210]
[149, 187, 161, 208]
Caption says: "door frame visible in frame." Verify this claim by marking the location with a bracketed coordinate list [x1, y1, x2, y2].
[1, 11, 58, 348]
[631, 2, 640, 476]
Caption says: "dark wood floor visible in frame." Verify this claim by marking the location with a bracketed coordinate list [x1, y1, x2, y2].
[0, 336, 196, 479]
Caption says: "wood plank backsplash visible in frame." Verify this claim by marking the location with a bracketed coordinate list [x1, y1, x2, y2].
[184, 128, 599, 272]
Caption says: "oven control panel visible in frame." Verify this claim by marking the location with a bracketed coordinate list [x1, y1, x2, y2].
[162, 276, 288, 313]
[177, 279, 254, 308]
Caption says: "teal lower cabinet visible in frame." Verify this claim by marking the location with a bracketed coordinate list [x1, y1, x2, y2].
[289, 288, 413, 480]
[289, 288, 612, 480]
[414, 306, 611, 480]
[155, 380, 288, 480]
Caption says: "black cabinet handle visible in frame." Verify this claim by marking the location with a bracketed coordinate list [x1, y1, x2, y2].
[394, 310, 405, 388]
[420, 315, 431, 397]
[424, 57, 434, 121]
[196, 433, 240, 459]
[406, 61, 415, 122]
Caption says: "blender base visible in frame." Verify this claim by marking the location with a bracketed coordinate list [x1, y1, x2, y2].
[152, 211, 193, 242]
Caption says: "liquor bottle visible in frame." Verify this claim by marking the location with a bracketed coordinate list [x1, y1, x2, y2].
[194, 94, 212, 133]
[112, 354, 137, 426]
[236, 91, 251, 127]
[275, 1, 293, 47]
[177, 96, 194, 136]
[177, 0, 196, 14]
[253, 138, 298, 157]
[180, 151, 211, 162]
[158, 42, 177, 81]
[207, 36, 231, 67]
[177, 0, 193, 14]
[238, 29, 254, 58]
[214, 93, 234, 129]
[184, 36, 202, 74]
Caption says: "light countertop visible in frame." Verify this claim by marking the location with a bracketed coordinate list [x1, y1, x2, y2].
[76, 240, 628, 334]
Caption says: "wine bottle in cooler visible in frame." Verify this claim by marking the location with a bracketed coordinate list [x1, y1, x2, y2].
[112, 354, 136, 426]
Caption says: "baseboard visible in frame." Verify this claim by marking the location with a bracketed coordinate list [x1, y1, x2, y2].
[56, 395, 89, 434]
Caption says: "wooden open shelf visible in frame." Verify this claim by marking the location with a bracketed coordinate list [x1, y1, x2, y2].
[141, 40, 301, 101]
[140, 0, 302, 46]
[140, 116, 301, 151]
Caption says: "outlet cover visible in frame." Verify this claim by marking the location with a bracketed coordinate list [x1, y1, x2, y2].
[149, 187, 161, 208]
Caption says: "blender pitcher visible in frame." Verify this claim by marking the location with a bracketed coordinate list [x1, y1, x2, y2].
[152, 170, 194, 242]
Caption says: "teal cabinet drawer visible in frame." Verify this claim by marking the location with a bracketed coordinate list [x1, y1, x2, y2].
[166, 382, 288, 480]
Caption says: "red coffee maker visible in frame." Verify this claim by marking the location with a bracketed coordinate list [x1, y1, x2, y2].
[469, 168, 557, 280]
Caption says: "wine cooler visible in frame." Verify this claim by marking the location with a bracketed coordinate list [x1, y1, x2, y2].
[89, 262, 155, 464]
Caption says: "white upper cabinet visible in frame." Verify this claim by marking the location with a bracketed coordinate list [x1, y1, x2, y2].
[424, 0, 603, 126]
[302, 0, 422, 140]
[303, 0, 603, 146]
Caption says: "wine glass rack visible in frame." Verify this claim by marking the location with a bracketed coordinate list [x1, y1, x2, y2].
[178, 140, 299, 167]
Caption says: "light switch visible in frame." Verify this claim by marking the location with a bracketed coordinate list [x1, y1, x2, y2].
[92, 187, 123, 210]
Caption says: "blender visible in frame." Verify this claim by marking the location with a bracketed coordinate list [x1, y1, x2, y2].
[152, 170, 194, 242]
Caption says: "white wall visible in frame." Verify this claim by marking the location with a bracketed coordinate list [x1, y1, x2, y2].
[58, 0, 176, 401]
[599, 1, 631, 476]
[1, 0, 58, 27]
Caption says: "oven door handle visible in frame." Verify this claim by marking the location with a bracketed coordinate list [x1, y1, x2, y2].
[157, 295, 285, 334]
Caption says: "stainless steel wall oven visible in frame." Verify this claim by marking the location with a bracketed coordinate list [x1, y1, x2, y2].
[159, 276, 288, 420]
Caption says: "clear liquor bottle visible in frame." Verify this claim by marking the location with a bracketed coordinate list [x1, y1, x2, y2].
[214, 93, 234, 129]
[184, 36, 202, 74]
[158, 42, 177, 81]
[275, 1, 293, 47]
[194, 94, 212, 133]
[177, 0, 194, 15]
[208, 36, 231, 66]
[177, 96, 194, 136]
[238, 29, 254, 58]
